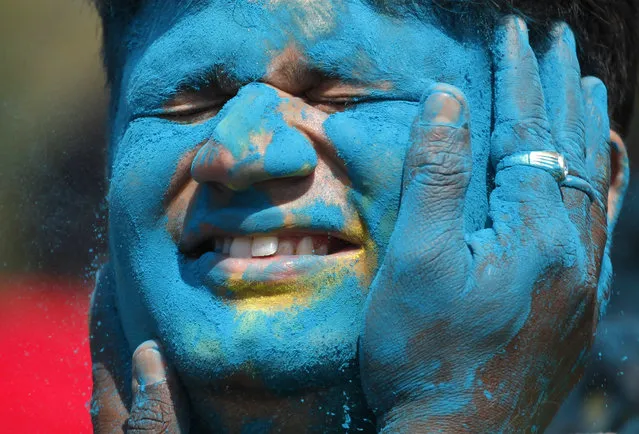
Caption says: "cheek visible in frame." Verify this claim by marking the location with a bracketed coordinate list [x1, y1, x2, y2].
[324, 102, 417, 248]
[108, 120, 217, 346]
[109, 119, 214, 227]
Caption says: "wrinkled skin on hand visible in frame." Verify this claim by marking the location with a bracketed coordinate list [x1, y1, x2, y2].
[360, 17, 628, 433]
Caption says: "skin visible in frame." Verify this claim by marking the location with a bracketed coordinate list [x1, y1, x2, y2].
[90, 0, 629, 432]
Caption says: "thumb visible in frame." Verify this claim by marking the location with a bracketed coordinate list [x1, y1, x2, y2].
[397, 84, 472, 281]
[127, 341, 189, 434]
[403, 84, 472, 226]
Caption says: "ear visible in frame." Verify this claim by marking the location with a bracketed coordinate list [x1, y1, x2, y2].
[607, 130, 630, 231]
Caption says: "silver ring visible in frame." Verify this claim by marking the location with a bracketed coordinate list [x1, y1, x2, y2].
[496, 151, 569, 183]
[561, 175, 597, 202]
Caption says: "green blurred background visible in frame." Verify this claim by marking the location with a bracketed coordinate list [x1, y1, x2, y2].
[0, 1, 638, 432]
[0, 0, 107, 278]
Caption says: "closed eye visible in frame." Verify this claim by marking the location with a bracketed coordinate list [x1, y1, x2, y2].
[159, 100, 227, 124]
[306, 97, 352, 114]
[305, 90, 358, 113]
[304, 79, 378, 113]
[159, 78, 236, 124]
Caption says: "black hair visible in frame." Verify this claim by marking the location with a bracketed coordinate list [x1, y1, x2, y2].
[92, 0, 639, 134]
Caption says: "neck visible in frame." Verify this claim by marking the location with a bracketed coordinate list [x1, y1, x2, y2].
[187, 379, 377, 433]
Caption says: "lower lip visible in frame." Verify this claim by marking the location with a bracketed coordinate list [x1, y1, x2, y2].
[190, 249, 363, 294]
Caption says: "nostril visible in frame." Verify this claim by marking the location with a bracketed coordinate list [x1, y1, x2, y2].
[190, 138, 236, 184]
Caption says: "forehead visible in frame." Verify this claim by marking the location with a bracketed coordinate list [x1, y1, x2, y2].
[121, 0, 488, 107]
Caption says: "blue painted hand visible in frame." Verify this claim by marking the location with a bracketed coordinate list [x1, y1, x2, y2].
[359, 16, 622, 433]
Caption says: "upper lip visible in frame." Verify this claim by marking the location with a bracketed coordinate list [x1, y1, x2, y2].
[178, 221, 363, 257]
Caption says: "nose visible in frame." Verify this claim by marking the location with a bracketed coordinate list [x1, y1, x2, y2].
[191, 83, 318, 191]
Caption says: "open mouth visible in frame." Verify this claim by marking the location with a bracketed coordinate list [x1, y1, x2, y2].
[180, 229, 367, 294]
[186, 233, 358, 259]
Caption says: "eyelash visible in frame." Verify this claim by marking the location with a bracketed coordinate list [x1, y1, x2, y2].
[158, 103, 225, 123]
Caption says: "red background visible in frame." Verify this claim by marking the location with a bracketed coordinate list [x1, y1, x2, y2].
[0, 276, 92, 433]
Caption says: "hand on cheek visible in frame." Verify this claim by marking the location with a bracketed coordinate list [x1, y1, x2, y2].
[90, 264, 188, 433]
[360, 16, 615, 432]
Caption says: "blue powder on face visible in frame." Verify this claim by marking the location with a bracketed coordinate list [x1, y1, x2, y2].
[264, 126, 317, 177]
[106, 0, 501, 429]
[292, 200, 345, 230]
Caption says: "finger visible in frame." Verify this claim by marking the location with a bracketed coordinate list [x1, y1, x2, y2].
[397, 83, 472, 285]
[90, 263, 132, 433]
[608, 131, 629, 231]
[582, 77, 613, 309]
[490, 16, 568, 248]
[582, 77, 611, 263]
[539, 23, 590, 226]
[127, 340, 189, 434]
[491, 16, 555, 163]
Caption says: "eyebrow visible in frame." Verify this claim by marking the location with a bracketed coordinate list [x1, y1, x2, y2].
[265, 55, 322, 93]
[129, 56, 333, 116]
[126, 61, 253, 116]
[180, 65, 248, 94]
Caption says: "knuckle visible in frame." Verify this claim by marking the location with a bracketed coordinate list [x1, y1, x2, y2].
[127, 382, 176, 432]
[493, 116, 552, 148]
[411, 167, 469, 191]
[127, 416, 169, 433]
[412, 156, 469, 182]
[513, 117, 552, 140]
[91, 363, 112, 385]
[409, 131, 471, 187]
[413, 124, 465, 152]
[127, 397, 174, 434]
[559, 122, 586, 151]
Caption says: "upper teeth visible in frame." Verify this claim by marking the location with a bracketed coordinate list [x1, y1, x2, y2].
[252, 236, 278, 257]
[296, 236, 314, 255]
[212, 235, 328, 258]
[229, 236, 252, 258]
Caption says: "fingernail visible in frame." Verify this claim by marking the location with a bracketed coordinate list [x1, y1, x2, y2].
[502, 15, 528, 44]
[515, 16, 528, 34]
[552, 22, 576, 50]
[133, 342, 166, 387]
[421, 91, 463, 126]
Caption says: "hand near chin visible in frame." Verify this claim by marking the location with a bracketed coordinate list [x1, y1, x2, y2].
[360, 16, 624, 432]
[90, 263, 189, 433]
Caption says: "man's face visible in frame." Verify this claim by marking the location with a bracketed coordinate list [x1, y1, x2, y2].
[109, 0, 492, 392]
